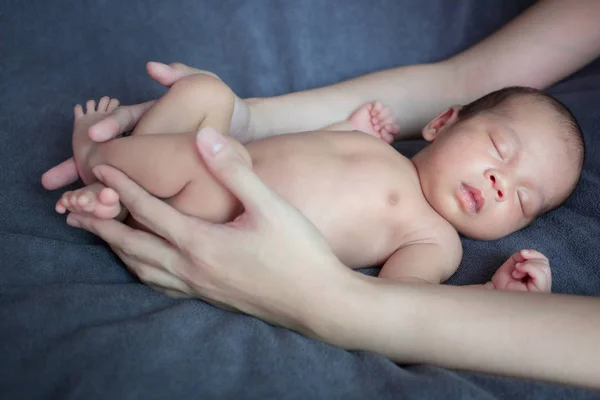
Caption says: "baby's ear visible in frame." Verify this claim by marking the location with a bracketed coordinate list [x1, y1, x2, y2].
[422, 106, 461, 141]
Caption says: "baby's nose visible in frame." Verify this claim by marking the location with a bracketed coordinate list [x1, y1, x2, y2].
[488, 172, 507, 202]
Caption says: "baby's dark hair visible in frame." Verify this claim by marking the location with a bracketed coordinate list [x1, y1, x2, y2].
[459, 86, 585, 211]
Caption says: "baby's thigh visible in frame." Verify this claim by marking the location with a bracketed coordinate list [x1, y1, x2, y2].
[166, 137, 251, 222]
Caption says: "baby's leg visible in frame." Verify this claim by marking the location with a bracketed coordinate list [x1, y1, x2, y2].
[67, 99, 250, 223]
[131, 74, 235, 136]
[88, 132, 251, 222]
[324, 101, 400, 143]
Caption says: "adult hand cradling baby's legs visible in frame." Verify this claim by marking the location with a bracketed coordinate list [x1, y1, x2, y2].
[63, 127, 600, 389]
[65, 127, 354, 331]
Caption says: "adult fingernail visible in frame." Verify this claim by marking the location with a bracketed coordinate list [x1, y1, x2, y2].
[197, 127, 226, 154]
[67, 214, 82, 228]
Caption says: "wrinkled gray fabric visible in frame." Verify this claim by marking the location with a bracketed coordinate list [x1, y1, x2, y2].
[1, 0, 599, 398]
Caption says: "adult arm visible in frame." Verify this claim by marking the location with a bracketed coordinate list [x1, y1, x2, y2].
[248, 0, 600, 138]
[67, 128, 600, 389]
[41, 0, 600, 190]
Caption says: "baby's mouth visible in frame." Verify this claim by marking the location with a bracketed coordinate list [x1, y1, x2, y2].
[458, 183, 485, 214]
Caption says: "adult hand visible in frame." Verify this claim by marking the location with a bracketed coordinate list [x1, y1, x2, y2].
[65, 127, 350, 330]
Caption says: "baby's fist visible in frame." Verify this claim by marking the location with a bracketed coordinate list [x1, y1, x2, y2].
[490, 249, 552, 293]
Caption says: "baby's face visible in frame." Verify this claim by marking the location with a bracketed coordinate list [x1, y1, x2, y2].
[413, 101, 578, 240]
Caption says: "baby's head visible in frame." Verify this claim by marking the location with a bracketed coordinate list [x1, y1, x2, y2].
[412, 86, 584, 240]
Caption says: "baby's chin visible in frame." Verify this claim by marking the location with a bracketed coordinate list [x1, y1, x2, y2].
[454, 222, 516, 241]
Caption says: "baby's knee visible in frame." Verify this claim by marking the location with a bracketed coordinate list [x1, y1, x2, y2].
[170, 74, 234, 106]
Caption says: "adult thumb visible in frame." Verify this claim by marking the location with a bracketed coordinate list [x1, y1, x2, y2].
[196, 127, 275, 213]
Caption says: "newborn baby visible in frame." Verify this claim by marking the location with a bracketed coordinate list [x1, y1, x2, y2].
[55, 73, 584, 292]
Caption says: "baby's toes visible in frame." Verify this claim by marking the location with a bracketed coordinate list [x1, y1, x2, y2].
[55, 193, 71, 214]
[76, 191, 98, 213]
[97, 187, 120, 206]
[92, 202, 122, 219]
[74, 104, 84, 119]
[97, 96, 110, 112]
[86, 99, 97, 114]
[57, 191, 81, 214]
[92, 188, 122, 219]
[107, 98, 120, 112]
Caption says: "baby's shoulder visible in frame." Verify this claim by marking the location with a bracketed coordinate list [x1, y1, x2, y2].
[394, 213, 462, 264]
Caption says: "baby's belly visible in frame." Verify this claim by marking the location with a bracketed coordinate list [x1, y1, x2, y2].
[245, 131, 416, 267]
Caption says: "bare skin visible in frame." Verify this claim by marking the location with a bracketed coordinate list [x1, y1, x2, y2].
[54, 76, 558, 290]
[58, 79, 401, 262]
[41, 63, 242, 191]
[41, 61, 401, 192]
[57, 95, 397, 222]
[54, 0, 600, 388]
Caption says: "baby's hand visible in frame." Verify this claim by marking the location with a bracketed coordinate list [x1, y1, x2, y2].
[489, 249, 552, 293]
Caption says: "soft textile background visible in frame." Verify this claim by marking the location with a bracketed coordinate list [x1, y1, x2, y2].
[1, 0, 599, 398]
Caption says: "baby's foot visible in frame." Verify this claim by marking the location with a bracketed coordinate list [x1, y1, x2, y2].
[72, 97, 120, 184]
[348, 101, 400, 143]
[56, 182, 122, 219]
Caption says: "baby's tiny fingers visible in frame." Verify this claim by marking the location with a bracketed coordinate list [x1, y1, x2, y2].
[377, 107, 392, 120]
[388, 123, 401, 134]
[371, 101, 383, 114]
[380, 129, 394, 144]
[506, 281, 528, 292]
[516, 262, 551, 292]
[520, 249, 548, 261]
[512, 268, 527, 280]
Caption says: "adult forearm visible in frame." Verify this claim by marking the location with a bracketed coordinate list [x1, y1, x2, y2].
[309, 276, 600, 388]
[248, 62, 461, 139]
[248, 0, 600, 141]
[411, 285, 600, 388]
[453, 0, 600, 98]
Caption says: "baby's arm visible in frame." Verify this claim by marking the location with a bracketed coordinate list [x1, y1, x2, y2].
[324, 101, 400, 143]
[380, 243, 552, 294]
[378, 241, 462, 285]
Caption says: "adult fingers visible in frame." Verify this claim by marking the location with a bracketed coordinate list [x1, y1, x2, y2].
[67, 212, 181, 274]
[88, 101, 156, 142]
[112, 247, 192, 294]
[91, 165, 197, 248]
[148, 284, 193, 299]
[196, 127, 279, 215]
[41, 157, 80, 190]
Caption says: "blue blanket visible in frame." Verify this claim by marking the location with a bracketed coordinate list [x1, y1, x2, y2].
[2, 0, 599, 398]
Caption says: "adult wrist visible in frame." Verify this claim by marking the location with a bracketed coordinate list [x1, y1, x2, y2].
[300, 271, 420, 358]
